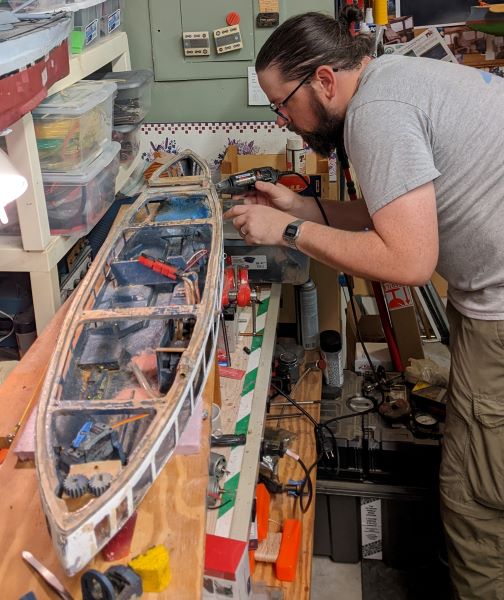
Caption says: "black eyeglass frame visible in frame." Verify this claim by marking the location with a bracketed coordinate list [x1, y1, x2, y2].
[269, 67, 339, 122]
[269, 71, 313, 122]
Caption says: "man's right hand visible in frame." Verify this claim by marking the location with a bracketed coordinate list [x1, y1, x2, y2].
[236, 180, 301, 213]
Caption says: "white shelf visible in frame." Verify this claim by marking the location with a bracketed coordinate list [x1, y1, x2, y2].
[1, 32, 132, 334]
[48, 32, 131, 95]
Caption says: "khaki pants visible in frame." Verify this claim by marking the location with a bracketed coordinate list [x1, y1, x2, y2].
[440, 303, 504, 599]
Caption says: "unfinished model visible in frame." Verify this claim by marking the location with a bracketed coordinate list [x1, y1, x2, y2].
[35, 150, 223, 575]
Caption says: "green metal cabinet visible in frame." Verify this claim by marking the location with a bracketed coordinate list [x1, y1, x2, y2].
[123, 0, 335, 122]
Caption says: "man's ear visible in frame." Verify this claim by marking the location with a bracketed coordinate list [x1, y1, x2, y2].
[313, 65, 337, 99]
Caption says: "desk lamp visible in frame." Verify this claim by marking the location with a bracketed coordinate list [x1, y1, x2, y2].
[0, 148, 28, 224]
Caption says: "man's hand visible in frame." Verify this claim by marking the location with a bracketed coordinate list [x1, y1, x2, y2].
[223, 204, 295, 246]
[236, 181, 300, 212]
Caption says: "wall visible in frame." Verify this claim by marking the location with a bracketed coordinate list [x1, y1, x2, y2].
[123, 0, 336, 123]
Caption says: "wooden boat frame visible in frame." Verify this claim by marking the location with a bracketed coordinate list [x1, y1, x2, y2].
[35, 150, 223, 575]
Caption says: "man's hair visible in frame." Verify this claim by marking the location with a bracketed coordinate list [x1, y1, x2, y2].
[255, 8, 373, 81]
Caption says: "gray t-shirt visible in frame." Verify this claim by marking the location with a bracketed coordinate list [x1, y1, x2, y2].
[345, 55, 504, 319]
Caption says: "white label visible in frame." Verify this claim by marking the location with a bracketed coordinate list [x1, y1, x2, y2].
[248, 67, 269, 106]
[107, 9, 121, 33]
[85, 19, 98, 45]
[230, 255, 267, 270]
[361, 498, 382, 559]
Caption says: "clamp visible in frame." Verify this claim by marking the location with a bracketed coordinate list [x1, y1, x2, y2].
[220, 261, 260, 365]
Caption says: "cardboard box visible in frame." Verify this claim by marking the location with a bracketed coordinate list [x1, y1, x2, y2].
[354, 342, 393, 374]
[345, 300, 386, 371]
[203, 534, 251, 599]
[220, 144, 338, 200]
[382, 283, 424, 367]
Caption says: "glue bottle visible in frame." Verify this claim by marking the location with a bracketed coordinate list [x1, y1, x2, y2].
[286, 135, 306, 175]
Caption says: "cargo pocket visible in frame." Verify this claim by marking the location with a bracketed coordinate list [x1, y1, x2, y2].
[467, 393, 504, 510]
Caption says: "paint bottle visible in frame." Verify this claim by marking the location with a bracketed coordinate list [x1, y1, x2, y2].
[296, 279, 319, 350]
[286, 135, 306, 175]
[320, 330, 344, 388]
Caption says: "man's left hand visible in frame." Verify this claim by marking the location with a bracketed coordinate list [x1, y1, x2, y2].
[223, 204, 294, 246]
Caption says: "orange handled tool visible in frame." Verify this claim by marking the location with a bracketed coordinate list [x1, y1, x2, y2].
[138, 254, 179, 280]
[276, 519, 301, 582]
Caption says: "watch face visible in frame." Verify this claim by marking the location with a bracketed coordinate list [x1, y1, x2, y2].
[285, 223, 298, 238]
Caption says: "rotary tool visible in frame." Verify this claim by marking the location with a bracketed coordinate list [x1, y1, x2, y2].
[216, 166, 309, 195]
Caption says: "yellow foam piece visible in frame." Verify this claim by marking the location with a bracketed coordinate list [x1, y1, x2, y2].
[129, 545, 172, 593]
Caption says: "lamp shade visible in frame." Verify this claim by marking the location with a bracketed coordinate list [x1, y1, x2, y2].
[0, 147, 28, 224]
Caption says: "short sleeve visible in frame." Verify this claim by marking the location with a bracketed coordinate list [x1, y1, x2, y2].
[344, 100, 441, 215]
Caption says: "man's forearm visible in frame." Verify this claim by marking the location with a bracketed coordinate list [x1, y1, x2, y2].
[290, 196, 373, 231]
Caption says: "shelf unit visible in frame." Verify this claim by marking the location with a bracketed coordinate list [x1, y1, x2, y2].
[2, 31, 136, 335]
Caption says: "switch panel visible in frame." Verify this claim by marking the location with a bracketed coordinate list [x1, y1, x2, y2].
[213, 24, 243, 54]
[183, 31, 210, 56]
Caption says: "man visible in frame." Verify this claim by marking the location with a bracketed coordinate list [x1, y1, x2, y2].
[224, 10, 504, 600]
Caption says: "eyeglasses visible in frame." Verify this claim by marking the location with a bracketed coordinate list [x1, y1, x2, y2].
[269, 67, 340, 122]
[269, 71, 313, 122]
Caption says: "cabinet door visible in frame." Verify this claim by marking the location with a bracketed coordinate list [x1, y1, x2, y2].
[150, 0, 255, 81]
[149, 0, 335, 81]
[125, 0, 336, 121]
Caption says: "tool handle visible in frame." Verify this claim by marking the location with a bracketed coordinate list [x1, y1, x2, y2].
[211, 433, 247, 447]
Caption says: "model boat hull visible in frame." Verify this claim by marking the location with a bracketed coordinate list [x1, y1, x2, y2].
[35, 151, 223, 575]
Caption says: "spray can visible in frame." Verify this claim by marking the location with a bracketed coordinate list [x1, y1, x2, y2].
[286, 135, 307, 175]
[320, 330, 344, 388]
[296, 279, 319, 350]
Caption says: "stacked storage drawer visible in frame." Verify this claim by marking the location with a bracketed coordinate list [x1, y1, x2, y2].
[32, 80, 120, 236]
[10, 0, 124, 54]
[104, 69, 154, 167]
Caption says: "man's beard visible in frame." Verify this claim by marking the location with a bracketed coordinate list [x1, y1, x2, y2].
[289, 94, 344, 158]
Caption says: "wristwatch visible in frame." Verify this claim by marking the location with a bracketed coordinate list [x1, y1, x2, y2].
[283, 219, 305, 250]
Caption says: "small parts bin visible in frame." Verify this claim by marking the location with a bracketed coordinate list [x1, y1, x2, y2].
[33, 80, 116, 172]
[43, 141, 120, 236]
[112, 121, 142, 167]
[100, 0, 123, 38]
[10, 0, 124, 54]
[103, 69, 154, 125]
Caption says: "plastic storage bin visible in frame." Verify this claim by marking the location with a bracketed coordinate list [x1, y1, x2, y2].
[72, 0, 104, 51]
[224, 238, 310, 285]
[112, 121, 142, 167]
[8, 0, 63, 9]
[100, 0, 124, 38]
[103, 69, 154, 125]
[10, 0, 108, 54]
[33, 80, 116, 172]
[42, 141, 120, 236]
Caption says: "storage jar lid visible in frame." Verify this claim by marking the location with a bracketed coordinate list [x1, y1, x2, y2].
[103, 69, 154, 90]
[113, 120, 144, 134]
[320, 329, 342, 353]
[33, 81, 117, 116]
[42, 141, 120, 184]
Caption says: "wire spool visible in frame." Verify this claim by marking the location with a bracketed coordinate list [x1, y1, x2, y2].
[255, 531, 282, 563]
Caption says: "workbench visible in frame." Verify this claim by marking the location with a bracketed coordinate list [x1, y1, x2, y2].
[0, 283, 320, 599]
